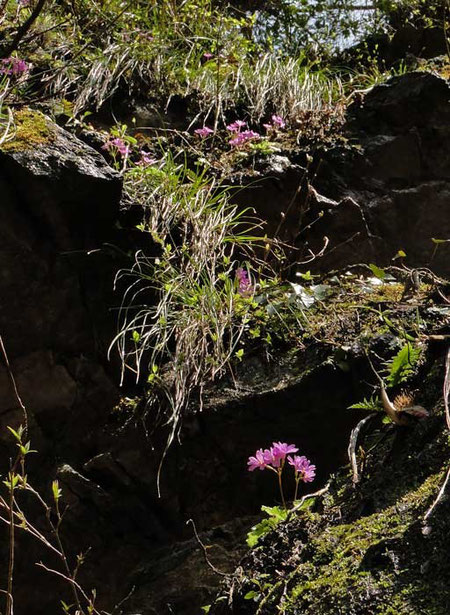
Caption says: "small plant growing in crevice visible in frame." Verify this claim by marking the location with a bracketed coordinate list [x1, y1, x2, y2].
[246, 440, 317, 548]
[247, 441, 316, 508]
[247, 441, 316, 546]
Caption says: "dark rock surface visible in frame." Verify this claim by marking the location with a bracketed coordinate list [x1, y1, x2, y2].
[233, 72, 450, 277]
[208, 345, 450, 615]
[1, 71, 450, 615]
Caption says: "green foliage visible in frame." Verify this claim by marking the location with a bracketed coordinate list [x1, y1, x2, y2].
[369, 263, 386, 281]
[377, 0, 448, 29]
[110, 152, 270, 477]
[246, 505, 288, 548]
[386, 342, 422, 387]
[348, 395, 383, 412]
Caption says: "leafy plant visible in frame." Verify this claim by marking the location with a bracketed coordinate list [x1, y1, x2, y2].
[246, 505, 289, 548]
[386, 342, 422, 387]
[110, 153, 268, 487]
[348, 395, 383, 412]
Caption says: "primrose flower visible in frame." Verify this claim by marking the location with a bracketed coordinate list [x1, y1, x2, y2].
[271, 442, 299, 463]
[137, 151, 156, 166]
[1, 57, 28, 76]
[194, 126, 214, 138]
[102, 137, 130, 157]
[229, 130, 260, 148]
[236, 267, 254, 296]
[226, 120, 247, 133]
[271, 114, 286, 128]
[247, 449, 269, 471]
[288, 455, 316, 483]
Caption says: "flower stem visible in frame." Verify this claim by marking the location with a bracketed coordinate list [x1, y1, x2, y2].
[278, 468, 286, 510]
[294, 476, 300, 502]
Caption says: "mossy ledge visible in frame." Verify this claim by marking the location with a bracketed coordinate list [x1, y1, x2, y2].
[210, 350, 450, 615]
[1, 108, 56, 152]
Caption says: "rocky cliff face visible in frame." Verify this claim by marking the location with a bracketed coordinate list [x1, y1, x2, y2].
[234, 72, 450, 277]
[0, 70, 449, 615]
[0, 117, 122, 452]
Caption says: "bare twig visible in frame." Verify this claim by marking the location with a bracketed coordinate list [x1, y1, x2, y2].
[422, 465, 450, 533]
[186, 519, 229, 577]
[286, 481, 330, 519]
[422, 346, 450, 532]
[444, 347, 450, 432]
[0, 335, 29, 437]
[2, 0, 48, 57]
[35, 562, 101, 612]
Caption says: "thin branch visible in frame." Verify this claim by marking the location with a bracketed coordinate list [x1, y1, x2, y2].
[35, 562, 102, 614]
[0, 334, 29, 437]
[287, 482, 330, 519]
[444, 347, 450, 432]
[422, 465, 450, 532]
[2, 0, 48, 57]
[186, 519, 229, 577]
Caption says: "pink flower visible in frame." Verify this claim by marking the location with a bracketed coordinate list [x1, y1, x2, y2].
[229, 130, 260, 148]
[288, 455, 316, 482]
[137, 151, 156, 166]
[203, 52, 214, 60]
[194, 126, 214, 138]
[261, 447, 279, 468]
[271, 442, 298, 463]
[271, 114, 285, 128]
[247, 449, 269, 471]
[1, 57, 28, 76]
[236, 267, 254, 296]
[102, 137, 130, 157]
[226, 120, 247, 133]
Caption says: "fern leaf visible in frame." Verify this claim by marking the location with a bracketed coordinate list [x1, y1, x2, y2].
[387, 343, 421, 387]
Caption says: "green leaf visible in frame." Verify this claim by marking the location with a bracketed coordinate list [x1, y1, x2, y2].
[244, 591, 260, 601]
[132, 330, 140, 343]
[431, 238, 450, 244]
[201, 606, 211, 613]
[386, 343, 421, 387]
[52, 480, 62, 501]
[348, 395, 382, 412]
[369, 264, 386, 280]
[235, 348, 244, 361]
[7, 425, 23, 442]
[298, 270, 313, 281]
[247, 505, 288, 547]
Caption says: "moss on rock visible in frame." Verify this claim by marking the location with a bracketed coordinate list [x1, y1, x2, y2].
[210, 326, 450, 615]
[1, 108, 56, 152]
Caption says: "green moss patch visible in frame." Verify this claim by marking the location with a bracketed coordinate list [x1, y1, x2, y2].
[1, 108, 56, 152]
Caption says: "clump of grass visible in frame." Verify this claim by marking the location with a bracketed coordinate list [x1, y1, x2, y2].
[109, 153, 266, 484]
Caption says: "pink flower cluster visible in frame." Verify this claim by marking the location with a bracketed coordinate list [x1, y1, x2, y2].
[0, 57, 28, 76]
[101, 137, 157, 168]
[136, 151, 156, 166]
[248, 442, 298, 471]
[248, 442, 315, 482]
[194, 126, 214, 138]
[263, 114, 286, 132]
[102, 137, 130, 157]
[288, 455, 316, 482]
[227, 120, 260, 148]
[236, 267, 253, 296]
